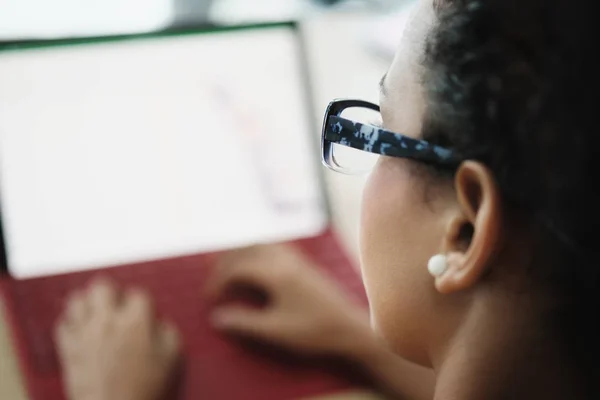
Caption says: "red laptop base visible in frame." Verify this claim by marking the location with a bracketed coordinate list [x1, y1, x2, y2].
[1, 229, 370, 400]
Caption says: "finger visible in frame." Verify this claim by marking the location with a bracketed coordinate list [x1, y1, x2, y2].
[210, 306, 278, 340]
[53, 314, 83, 365]
[121, 287, 154, 321]
[216, 245, 262, 265]
[157, 321, 181, 362]
[88, 277, 119, 314]
[205, 248, 276, 301]
[63, 290, 88, 328]
[53, 315, 72, 354]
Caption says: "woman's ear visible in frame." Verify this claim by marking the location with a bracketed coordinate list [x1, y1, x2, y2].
[433, 161, 505, 294]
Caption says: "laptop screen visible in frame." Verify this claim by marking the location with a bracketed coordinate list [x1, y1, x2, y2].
[0, 24, 328, 279]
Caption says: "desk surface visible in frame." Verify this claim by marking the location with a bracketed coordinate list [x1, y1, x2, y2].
[0, 13, 390, 399]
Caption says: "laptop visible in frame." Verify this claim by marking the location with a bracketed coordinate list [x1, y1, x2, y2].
[0, 22, 370, 400]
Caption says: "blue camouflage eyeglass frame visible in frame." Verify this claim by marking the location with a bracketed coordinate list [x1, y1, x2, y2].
[321, 99, 461, 173]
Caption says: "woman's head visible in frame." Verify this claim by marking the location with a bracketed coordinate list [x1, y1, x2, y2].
[360, 0, 600, 369]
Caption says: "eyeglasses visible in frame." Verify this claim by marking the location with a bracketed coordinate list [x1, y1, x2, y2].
[321, 100, 600, 267]
[321, 99, 460, 174]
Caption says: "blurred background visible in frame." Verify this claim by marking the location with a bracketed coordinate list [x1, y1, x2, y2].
[0, 0, 417, 258]
[2, 0, 409, 47]
[0, 1, 416, 398]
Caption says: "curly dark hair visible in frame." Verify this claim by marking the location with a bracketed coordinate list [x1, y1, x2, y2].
[422, 0, 600, 368]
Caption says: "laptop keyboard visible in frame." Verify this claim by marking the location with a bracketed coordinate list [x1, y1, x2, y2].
[2, 229, 368, 393]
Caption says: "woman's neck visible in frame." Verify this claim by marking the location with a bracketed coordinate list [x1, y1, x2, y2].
[430, 290, 590, 400]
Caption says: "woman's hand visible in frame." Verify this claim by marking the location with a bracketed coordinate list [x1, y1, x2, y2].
[205, 244, 436, 400]
[55, 279, 181, 400]
[205, 243, 373, 358]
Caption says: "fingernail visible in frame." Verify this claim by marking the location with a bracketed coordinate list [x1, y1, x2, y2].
[210, 311, 227, 328]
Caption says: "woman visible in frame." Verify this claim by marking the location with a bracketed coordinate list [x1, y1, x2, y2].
[54, 0, 600, 398]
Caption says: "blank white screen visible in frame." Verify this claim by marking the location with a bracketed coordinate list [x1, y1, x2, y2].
[0, 26, 327, 278]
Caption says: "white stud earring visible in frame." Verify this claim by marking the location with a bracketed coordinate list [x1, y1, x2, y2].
[428, 254, 448, 277]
